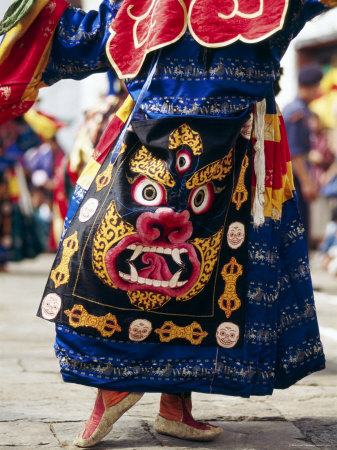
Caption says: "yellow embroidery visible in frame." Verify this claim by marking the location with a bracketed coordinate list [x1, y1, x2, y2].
[319, 0, 337, 6]
[177, 227, 224, 301]
[92, 201, 136, 289]
[155, 321, 208, 345]
[129, 146, 175, 187]
[168, 123, 203, 155]
[96, 143, 127, 192]
[50, 232, 79, 289]
[186, 149, 233, 189]
[127, 291, 171, 310]
[218, 257, 243, 319]
[65, 304, 121, 338]
[96, 163, 113, 192]
[263, 114, 281, 142]
[232, 155, 249, 210]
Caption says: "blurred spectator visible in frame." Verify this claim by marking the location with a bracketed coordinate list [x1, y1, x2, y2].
[0, 117, 43, 271]
[283, 63, 323, 244]
[318, 207, 337, 275]
[308, 112, 335, 190]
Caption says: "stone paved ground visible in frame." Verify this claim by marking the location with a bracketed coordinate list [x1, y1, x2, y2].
[1, 254, 337, 449]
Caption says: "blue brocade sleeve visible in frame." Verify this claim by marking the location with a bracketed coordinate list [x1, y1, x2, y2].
[42, 0, 121, 86]
[269, 0, 332, 62]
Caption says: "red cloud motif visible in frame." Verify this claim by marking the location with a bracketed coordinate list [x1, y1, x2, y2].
[106, 0, 288, 78]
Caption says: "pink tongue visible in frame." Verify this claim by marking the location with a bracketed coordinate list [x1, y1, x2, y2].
[138, 253, 172, 281]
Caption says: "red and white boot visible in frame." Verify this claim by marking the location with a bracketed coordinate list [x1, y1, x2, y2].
[74, 390, 143, 447]
[154, 393, 223, 441]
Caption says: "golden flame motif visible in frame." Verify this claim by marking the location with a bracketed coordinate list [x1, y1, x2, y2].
[232, 154, 249, 210]
[155, 320, 208, 345]
[64, 304, 121, 337]
[50, 232, 79, 289]
[168, 123, 203, 155]
[95, 142, 127, 192]
[186, 149, 233, 189]
[218, 257, 243, 318]
[127, 291, 171, 310]
[96, 163, 113, 192]
[129, 146, 175, 187]
[92, 201, 136, 289]
[177, 227, 224, 301]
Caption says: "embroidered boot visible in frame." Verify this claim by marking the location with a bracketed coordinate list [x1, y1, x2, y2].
[74, 390, 144, 447]
[154, 393, 223, 441]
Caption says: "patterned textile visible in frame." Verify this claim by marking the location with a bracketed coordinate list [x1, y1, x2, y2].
[0, 0, 37, 35]
[0, 0, 333, 396]
[54, 196, 323, 396]
[39, 114, 253, 348]
[0, 0, 68, 124]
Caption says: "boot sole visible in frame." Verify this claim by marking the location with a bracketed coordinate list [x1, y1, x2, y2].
[74, 392, 144, 447]
[154, 414, 223, 442]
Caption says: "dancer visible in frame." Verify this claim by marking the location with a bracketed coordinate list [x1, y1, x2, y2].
[0, 0, 335, 447]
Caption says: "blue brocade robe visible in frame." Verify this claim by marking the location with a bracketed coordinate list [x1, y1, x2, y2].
[1, 0, 334, 397]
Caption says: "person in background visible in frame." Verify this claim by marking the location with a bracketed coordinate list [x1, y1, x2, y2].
[308, 112, 335, 190]
[318, 207, 337, 274]
[283, 64, 323, 244]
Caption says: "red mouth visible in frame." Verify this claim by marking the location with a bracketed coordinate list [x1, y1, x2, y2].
[105, 235, 200, 297]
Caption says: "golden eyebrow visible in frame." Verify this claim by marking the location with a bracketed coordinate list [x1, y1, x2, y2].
[169, 123, 203, 155]
[186, 148, 233, 189]
[129, 146, 175, 187]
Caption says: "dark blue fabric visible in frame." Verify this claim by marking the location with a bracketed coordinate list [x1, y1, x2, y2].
[39, 0, 329, 396]
[54, 196, 324, 396]
[283, 97, 311, 157]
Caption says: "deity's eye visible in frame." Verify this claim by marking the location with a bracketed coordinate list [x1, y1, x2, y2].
[176, 149, 192, 174]
[131, 176, 166, 206]
[189, 183, 214, 214]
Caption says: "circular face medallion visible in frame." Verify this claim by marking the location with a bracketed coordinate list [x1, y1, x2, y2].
[240, 114, 253, 140]
[41, 293, 62, 320]
[79, 198, 99, 222]
[216, 322, 240, 348]
[227, 222, 245, 249]
[128, 319, 152, 342]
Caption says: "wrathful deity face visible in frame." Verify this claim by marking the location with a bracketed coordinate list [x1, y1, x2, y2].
[105, 207, 200, 298]
[216, 322, 239, 348]
[41, 293, 62, 320]
[227, 222, 245, 249]
[92, 119, 249, 311]
[128, 319, 152, 341]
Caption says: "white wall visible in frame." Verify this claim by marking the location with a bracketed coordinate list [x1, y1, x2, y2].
[278, 8, 337, 109]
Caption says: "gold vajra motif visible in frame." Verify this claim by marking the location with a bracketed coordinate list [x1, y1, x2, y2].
[50, 232, 79, 289]
[92, 201, 136, 288]
[155, 320, 208, 345]
[168, 123, 203, 155]
[232, 155, 249, 210]
[129, 146, 175, 187]
[65, 304, 121, 338]
[186, 149, 233, 189]
[177, 227, 224, 301]
[218, 257, 243, 318]
[127, 291, 171, 311]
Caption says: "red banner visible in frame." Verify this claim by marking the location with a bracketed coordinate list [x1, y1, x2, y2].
[107, 0, 289, 78]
